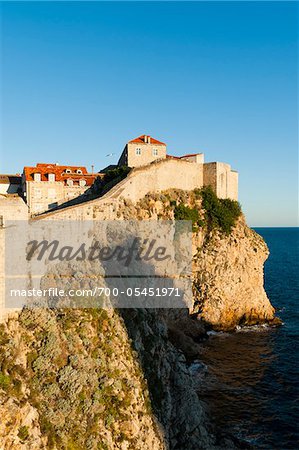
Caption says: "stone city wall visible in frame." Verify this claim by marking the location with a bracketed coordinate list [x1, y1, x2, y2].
[203, 162, 238, 200]
[0, 158, 238, 321]
[0, 196, 28, 321]
[37, 159, 204, 221]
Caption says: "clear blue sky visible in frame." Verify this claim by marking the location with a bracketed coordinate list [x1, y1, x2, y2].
[1, 1, 298, 226]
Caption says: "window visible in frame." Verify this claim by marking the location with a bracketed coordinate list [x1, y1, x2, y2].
[48, 173, 55, 182]
[153, 148, 158, 156]
[65, 169, 72, 174]
[34, 173, 41, 182]
[35, 203, 43, 212]
[48, 188, 56, 199]
[76, 169, 83, 174]
[66, 178, 73, 186]
[79, 179, 86, 187]
[135, 148, 141, 155]
[34, 188, 42, 199]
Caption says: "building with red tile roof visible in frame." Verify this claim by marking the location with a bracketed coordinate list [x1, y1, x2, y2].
[128, 135, 166, 146]
[118, 135, 167, 168]
[22, 163, 100, 215]
[117, 134, 205, 168]
[116, 134, 237, 200]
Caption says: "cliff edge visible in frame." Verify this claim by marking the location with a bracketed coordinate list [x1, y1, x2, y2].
[0, 187, 279, 449]
[193, 216, 278, 330]
[117, 186, 279, 331]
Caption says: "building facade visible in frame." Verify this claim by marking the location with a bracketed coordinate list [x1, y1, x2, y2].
[118, 135, 167, 167]
[203, 162, 238, 200]
[22, 163, 98, 215]
[117, 134, 238, 200]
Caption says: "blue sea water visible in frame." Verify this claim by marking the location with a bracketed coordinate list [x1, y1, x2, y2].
[197, 227, 299, 449]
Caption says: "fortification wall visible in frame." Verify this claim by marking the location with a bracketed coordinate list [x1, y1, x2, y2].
[0, 196, 28, 321]
[228, 170, 238, 200]
[121, 158, 203, 201]
[36, 159, 204, 221]
[215, 162, 231, 199]
[203, 162, 217, 193]
[203, 162, 238, 200]
[0, 158, 238, 321]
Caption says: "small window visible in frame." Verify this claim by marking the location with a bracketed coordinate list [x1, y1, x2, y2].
[135, 148, 141, 155]
[65, 169, 72, 174]
[48, 173, 55, 182]
[48, 188, 56, 199]
[34, 188, 42, 199]
[153, 148, 158, 156]
[76, 169, 83, 174]
[66, 178, 73, 186]
[34, 173, 41, 182]
[35, 203, 43, 212]
[79, 179, 86, 187]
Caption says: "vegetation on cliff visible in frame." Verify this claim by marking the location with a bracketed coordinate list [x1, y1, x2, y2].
[0, 187, 277, 450]
[118, 188, 276, 330]
[173, 186, 241, 234]
[102, 166, 131, 184]
[200, 186, 242, 234]
[92, 166, 131, 198]
[0, 309, 163, 449]
[134, 185, 242, 234]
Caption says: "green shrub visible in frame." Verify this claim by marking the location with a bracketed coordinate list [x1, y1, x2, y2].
[174, 203, 203, 230]
[103, 166, 131, 183]
[0, 371, 10, 390]
[201, 186, 241, 234]
[18, 425, 29, 441]
[174, 204, 199, 222]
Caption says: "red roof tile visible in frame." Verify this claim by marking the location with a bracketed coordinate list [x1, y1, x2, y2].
[23, 163, 98, 186]
[129, 135, 166, 145]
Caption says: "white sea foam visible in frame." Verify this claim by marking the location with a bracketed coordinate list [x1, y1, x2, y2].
[235, 323, 273, 333]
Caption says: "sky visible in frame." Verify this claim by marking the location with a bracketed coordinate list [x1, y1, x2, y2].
[0, 1, 298, 226]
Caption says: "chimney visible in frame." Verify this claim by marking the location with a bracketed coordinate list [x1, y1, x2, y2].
[91, 164, 94, 174]
[148, 136, 151, 144]
[144, 135, 147, 143]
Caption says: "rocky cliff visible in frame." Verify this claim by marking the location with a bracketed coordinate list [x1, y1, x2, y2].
[192, 216, 278, 330]
[117, 187, 278, 330]
[0, 187, 278, 449]
[0, 309, 164, 450]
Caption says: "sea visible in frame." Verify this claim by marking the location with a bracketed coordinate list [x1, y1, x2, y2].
[196, 227, 299, 449]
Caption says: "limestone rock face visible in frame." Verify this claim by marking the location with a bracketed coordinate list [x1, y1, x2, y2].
[0, 189, 279, 449]
[121, 309, 216, 450]
[0, 309, 165, 450]
[116, 191, 278, 331]
[0, 399, 47, 449]
[193, 216, 277, 330]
